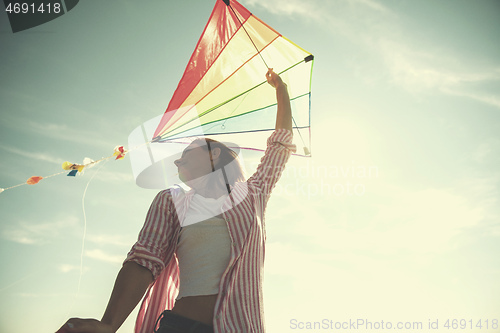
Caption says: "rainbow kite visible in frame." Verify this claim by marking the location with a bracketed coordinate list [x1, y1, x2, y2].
[152, 0, 314, 154]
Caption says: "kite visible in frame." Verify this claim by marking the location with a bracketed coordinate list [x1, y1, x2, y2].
[0, 0, 314, 193]
[128, 0, 314, 189]
[152, 0, 313, 152]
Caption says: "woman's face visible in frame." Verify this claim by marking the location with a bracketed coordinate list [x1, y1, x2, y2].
[174, 142, 217, 182]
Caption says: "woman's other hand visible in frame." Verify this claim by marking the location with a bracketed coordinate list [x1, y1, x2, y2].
[55, 318, 114, 333]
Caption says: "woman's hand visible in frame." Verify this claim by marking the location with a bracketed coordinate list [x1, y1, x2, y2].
[55, 318, 114, 333]
[55, 263, 153, 333]
[266, 68, 287, 90]
[266, 68, 292, 131]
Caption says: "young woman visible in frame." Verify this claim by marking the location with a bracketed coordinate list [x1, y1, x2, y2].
[57, 69, 296, 333]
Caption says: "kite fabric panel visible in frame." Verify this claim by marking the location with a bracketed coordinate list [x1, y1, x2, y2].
[152, 0, 314, 156]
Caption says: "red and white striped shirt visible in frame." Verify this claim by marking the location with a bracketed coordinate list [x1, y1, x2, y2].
[124, 129, 296, 333]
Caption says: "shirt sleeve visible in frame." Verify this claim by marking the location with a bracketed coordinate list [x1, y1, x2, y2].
[123, 189, 177, 280]
[247, 129, 296, 203]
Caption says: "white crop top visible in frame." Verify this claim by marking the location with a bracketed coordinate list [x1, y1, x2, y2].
[176, 194, 232, 300]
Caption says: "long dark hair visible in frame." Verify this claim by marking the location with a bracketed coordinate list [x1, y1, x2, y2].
[192, 138, 246, 191]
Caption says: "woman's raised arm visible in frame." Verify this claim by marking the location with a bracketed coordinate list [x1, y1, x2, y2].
[266, 68, 292, 132]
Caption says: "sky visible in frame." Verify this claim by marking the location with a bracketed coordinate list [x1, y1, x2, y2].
[1, 0, 499, 332]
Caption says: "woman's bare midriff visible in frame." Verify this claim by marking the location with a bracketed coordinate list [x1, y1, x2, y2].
[171, 294, 218, 326]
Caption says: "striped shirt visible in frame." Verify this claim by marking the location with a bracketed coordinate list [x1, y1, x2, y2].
[124, 129, 296, 333]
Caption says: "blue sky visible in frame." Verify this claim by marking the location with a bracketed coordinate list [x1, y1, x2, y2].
[1, 0, 499, 332]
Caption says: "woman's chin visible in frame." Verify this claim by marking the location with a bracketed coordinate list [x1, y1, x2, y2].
[181, 175, 197, 188]
[182, 173, 213, 190]
[178, 171, 190, 183]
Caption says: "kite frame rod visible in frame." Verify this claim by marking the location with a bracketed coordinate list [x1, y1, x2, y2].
[226, 1, 270, 69]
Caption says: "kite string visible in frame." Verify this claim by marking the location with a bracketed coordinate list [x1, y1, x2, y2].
[1, 170, 67, 192]
[67, 158, 109, 316]
[0, 140, 153, 194]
